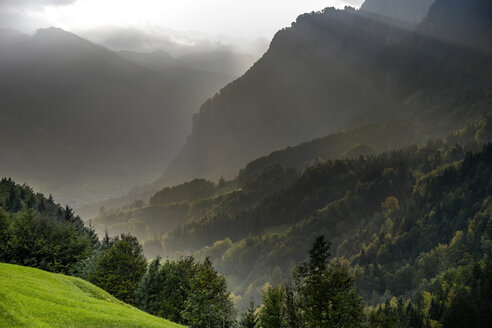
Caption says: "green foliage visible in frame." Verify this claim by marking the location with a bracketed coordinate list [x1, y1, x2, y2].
[155, 117, 492, 312]
[135, 256, 196, 323]
[150, 179, 217, 205]
[294, 236, 364, 328]
[134, 257, 166, 315]
[183, 258, 235, 328]
[83, 234, 147, 304]
[239, 300, 259, 328]
[134, 256, 235, 328]
[367, 253, 492, 327]
[0, 210, 93, 274]
[0, 178, 96, 274]
[258, 286, 285, 328]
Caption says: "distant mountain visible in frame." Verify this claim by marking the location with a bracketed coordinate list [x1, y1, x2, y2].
[156, 0, 491, 188]
[0, 28, 29, 44]
[119, 49, 178, 69]
[361, 0, 434, 24]
[119, 49, 235, 106]
[177, 50, 257, 77]
[0, 27, 231, 208]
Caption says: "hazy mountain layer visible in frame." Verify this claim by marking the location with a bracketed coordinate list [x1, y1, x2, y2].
[118, 50, 236, 106]
[0, 28, 243, 208]
[92, 120, 419, 241]
[177, 50, 257, 77]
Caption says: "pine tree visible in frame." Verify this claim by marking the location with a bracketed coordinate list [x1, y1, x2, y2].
[284, 281, 300, 328]
[239, 300, 258, 328]
[88, 234, 147, 304]
[183, 258, 235, 328]
[134, 257, 165, 315]
[259, 286, 285, 328]
[294, 236, 364, 328]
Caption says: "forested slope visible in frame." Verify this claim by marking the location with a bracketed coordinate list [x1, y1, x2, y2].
[0, 178, 97, 274]
[92, 120, 417, 241]
[106, 116, 490, 310]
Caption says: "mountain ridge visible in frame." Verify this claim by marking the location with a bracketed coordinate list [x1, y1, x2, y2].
[156, 0, 492, 189]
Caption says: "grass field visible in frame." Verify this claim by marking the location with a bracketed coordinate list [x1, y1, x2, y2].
[0, 263, 183, 328]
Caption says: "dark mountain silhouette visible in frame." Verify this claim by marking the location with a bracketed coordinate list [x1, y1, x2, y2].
[360, 0, 434, 24]
[419, 0, 492, 49]
[153, 0, 491, 189]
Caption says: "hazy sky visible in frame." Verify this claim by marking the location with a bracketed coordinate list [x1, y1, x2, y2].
[1, 0, 364, 54]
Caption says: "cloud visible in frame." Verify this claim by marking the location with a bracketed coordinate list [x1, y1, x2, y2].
[0, 1, 77, 8]
[0, 0, 78, 31]
[79, 26, 237, 55]
[0, 0, 364, 55]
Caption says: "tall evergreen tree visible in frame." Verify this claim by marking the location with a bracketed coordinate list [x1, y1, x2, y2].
[87, 234, 147, 304]
[294, 236, 364, 328]
[258, 286, 285, 328]
[134, 257, 165, 315]
[183, 258, 235, 328]
[284, 281, 300, 328]
[239, 300, 259, 328]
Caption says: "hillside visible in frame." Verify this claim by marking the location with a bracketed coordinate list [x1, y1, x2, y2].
[91, 120, 418, 240]
[183, 118, 492, 309]
[0, 263, 182, 328]
[92, 115, 492, 311]
[156, 0, 492, 188]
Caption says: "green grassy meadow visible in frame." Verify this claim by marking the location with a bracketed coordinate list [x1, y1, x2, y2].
[0, 263, 182, 328]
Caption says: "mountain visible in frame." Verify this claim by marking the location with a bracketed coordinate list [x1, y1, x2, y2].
[177, 50, 257, 77]
[90, 0, 492, 310]
[94, 114, 492, 311]
[0, 27, 229, 208]
[146, 115, 492, 310]
[0, 263, 182, 328]
[119, 49, 236, 106]
[156, 0, 492, 188]
[202, 131, 492, 311]
[0, 28, 29, 44]
[419, 0, 492, 49]
[360, 0, 434, 24]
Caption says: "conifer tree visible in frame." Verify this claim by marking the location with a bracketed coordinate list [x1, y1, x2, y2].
[259, 286, 285, 328]
[239, 300, 259, 328]
[294, 236, 364, 328]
